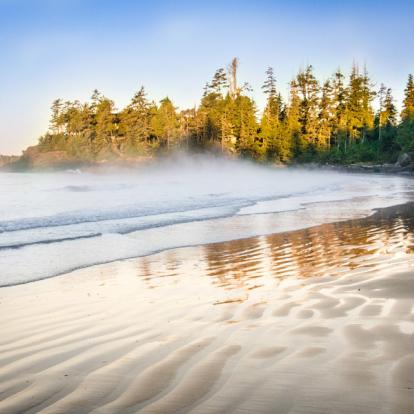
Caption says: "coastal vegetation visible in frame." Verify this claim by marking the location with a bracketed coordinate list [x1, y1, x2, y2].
[38, 59, 414, 165]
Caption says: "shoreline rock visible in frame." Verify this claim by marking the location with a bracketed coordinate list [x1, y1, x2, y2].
[300, 161, 414, 177]
[0, 154, 20, 168]
[2, 144, 414, 177]
[0, 145, 153, 172]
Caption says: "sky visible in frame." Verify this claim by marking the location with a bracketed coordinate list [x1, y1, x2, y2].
[0, 0, 413, 155]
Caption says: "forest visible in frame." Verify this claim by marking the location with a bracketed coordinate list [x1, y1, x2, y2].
[39, 58, 414, 164]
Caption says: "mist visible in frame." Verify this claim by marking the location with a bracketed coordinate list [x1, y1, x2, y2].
[0, 155, 412, 285]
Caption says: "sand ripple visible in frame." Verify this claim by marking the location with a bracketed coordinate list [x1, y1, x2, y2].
[1, 203, 414, 413]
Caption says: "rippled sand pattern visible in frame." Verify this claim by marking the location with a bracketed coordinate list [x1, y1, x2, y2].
[1, 203, 414, 413]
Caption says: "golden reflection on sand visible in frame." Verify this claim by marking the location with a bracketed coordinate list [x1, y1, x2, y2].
[138, 203, 414, 295]
[0, 203, 414, 413]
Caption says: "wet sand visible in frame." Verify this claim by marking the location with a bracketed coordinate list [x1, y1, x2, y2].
[1, 203, 414, 413]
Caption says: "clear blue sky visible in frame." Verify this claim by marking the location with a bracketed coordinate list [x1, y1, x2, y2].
[1, 0, 413, 154]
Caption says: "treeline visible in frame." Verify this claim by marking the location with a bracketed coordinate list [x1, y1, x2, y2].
[39, 58, 414, 164]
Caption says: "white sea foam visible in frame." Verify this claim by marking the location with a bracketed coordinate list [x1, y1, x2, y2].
[0, 156, 413, 285]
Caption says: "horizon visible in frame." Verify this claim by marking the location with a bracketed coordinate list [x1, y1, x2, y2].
[1, 0, 414, 155]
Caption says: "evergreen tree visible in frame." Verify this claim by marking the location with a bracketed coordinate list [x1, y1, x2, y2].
[360, 66, 376, 141]
[260, 67, 285, 160]
[317, 80, 334, 149]
[377, 85, 397, 132]
[375, 86, 398, 155]
[345, 65, 364, 142]
[296, 65, 320, 151]
[120, 87, 152, 153]
[262, 67, 277, 97]
[198, 90, 224, 144]
[209, 68, 228, 94]
[152, 97, 179, 150]
[401, 74, 414, 120]
[234, 95, 259, 158]
[50, 99, 65, 135]
[397, 74, 414, 151]
[94, 97, 117, 154]
[330, 70, 348, 148]
[285, 80, 301, 157]
[37, 60, 411, 164]
[345, 65, 375, 144]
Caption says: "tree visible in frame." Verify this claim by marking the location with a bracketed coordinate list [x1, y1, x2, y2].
[397, 74, 414, 152]
[285, 79, 301, 157]
[50, 99, 65, 135]
[94, 97, 117, 154]
[330, 70, 347, 148]
[37, 60, 412, 165]
[210, 68, 228, 95]
[401, 74, 414, 120]
[345, 65, 375, 144]
[317, 80, 334, 149]
[152, 97, 179, 150]
[360, 66, 376, 141]
[296, 65, 320, 151]
[374, 86, 398, 155]
[228, 57, 239, 98]
[262, 67, 277, 98]
[260, 67, 285, 160]
[234, 95, 259, 158]
[377, 85, 397, 132]
[120, 86, 152, 153]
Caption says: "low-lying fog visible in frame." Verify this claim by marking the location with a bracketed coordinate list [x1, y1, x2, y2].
[0, 155, 413, 285]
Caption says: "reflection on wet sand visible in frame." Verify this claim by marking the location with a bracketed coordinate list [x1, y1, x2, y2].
[0, 203, 414, 414]
[140, 202, 414, 293]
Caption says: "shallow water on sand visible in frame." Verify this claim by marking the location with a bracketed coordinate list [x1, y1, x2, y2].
[1, 160, 414, 285]
[1, 203, 414, 413]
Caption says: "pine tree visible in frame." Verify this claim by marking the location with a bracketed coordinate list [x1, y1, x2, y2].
[330, 70, 347, 148]
[285, 80, 301, 157]
[50, 99, 65, 135]
[235, 95, 259, 158]
[345, 65, 375, 144]
[383, 88, 397, 127]
[120, 86, 152, 153]
[317, 80, 334, 149]
[360, 66, 376, 141]
[296, 65, 320, 151]
[152, 97, 179, 150]
[397, 74, 414, 152]
[210, 68, 228, 95]
[198, 91, 224, 144]
[377, 85, 397, 133]
[178, 107, 197, 150]
[94, 97, 117, 154]
[374, 86, 398, 155]
[262, 67, 277, 97]
[38, 60, 414, 164]
[401, 74, 414, 120]
[260, 67, 285, 160]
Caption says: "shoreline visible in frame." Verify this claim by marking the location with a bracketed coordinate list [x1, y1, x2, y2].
[1, 199, 414, 413]
[1, 146, 414, 178]
[1, 200, 414, 413]
[2, 200, 414, 289]
[298, 162, 414, 177]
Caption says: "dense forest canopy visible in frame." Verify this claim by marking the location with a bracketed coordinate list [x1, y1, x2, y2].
[39, 59, 414, 164]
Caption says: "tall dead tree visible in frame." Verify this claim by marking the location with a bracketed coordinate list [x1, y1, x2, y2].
[228, 57, 239, 98]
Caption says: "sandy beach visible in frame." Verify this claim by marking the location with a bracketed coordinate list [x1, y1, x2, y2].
[1, 203, 414, 414]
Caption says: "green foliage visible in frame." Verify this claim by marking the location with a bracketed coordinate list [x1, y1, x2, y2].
[397, 119, 414, 152]
[38, 60, 413, 165]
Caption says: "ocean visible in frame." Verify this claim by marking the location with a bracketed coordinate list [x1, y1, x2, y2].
[1, 156, 413, 286]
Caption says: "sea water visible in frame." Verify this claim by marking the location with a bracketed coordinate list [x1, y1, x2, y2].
[0, 156, 413, 286]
